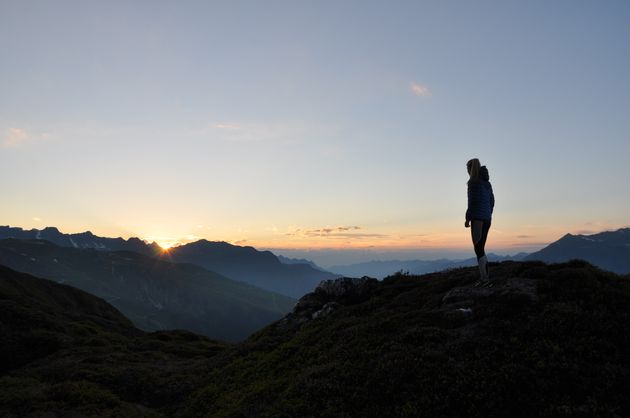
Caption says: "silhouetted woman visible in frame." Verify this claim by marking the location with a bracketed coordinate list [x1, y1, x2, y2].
[465, 158, 495, 286]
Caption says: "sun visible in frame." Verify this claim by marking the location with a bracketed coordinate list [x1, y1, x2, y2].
[158, 241, 177, 250]
[151, 238, 180, 251]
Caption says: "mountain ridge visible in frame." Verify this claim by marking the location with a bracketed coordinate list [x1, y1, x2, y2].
[0, 238, 295, 341]
[0, 225, 338, 297]
[526, 227, 630, 274]
[329, 252, 529, 279]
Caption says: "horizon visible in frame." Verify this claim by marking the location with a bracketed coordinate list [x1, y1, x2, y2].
[4, 223, 629, 268]
[2, 2, 629, 259]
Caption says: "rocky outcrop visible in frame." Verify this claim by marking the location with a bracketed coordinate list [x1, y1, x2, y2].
[278, 277, 378, 330]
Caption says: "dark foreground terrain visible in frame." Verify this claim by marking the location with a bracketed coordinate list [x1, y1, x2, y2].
[1, 260, 629, 417]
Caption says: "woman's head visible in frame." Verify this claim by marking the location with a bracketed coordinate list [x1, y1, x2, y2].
[467, 158, 480, 180]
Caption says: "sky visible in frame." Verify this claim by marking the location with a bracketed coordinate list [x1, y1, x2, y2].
[1, 0, 629, 266]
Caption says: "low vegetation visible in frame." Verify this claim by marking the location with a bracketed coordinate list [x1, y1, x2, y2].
[2, 261, 630, 417]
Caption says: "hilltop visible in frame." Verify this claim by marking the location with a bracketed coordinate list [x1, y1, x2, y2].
[2, 261, 630, 417]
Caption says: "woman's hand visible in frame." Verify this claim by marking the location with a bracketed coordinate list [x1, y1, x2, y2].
[465, 220, 470, 228]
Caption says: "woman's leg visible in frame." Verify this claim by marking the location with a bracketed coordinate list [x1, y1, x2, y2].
[471, 220, 491, 281]
[479, 220, 491, 279]
[478, 220, 491, 258]
[471, 220, 484, 259]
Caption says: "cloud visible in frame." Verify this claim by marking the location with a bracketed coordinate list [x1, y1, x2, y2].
[2, 128, 51, 148]
[517, 235, 532, 239]
[287, 226, 360, 236]
[508, 242, 549, 248]
[213, 123, 241, 130]
[32, 217, 42, 222]
[206, 120, 336, 145]
[410, 82, 431, 97]
[265, 225, 279, 233]
[210, 122, 274, 143]
[286, 226, 387, 239]
[3, 128, 29, 147]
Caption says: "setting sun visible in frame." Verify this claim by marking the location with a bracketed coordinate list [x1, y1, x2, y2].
[151, 238, 180, 251]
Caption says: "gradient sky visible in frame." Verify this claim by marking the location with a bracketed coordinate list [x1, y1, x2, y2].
[1, 1, 629, 266]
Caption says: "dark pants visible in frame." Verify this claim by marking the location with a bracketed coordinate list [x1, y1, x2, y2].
[471, 219, 491, 260]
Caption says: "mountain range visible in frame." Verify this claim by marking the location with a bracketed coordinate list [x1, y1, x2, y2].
[526, 228, 630, 274]
[329, 227, 630, 277]
[277, 254, 329, 272]
[329, 253, 529, 279]
[0, 238, 294, 341]
[0, 226, 339, 298]
[0, 225, 162, 254]
[2, 260, 629, 416]
[164, 240, 338, 298]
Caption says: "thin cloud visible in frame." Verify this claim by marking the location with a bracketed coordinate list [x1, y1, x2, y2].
[287, 226, 360, 236]
[207, 120, 334, 145]
[286, 226, 387, 239]
[509, 242, 549, 248]
[213, 123, 241, 130]
[211, 121, 276, 143]
[3, 128, 28, 147]
[410, 82, 431, 97]
[2, 128, 50, 148]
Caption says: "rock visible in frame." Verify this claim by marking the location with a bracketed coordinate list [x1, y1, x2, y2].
[314, 277, 378, 299]
[280, 277, 378, 330]
[312, 302, 340, 319]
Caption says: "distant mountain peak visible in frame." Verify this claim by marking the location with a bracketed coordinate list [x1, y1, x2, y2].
[527, 227, 630, 274]
[0, 225, 339, 298]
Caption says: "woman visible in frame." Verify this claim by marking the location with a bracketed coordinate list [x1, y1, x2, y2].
[465, 158, 495, 286]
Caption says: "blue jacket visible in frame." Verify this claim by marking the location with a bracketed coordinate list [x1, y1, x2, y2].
[466, 166, 495, 221]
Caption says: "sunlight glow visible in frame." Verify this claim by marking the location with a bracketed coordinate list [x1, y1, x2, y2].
[157, 241, 176, 250]
[149, 237, 181, 250]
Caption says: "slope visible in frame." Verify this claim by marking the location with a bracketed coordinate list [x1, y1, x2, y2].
[167, 240, 339, 298]
[0, 239, 295, 341]
[0, 264, 227, 417]
[181, 260, 630, 417]
[3, 261, 630, 417]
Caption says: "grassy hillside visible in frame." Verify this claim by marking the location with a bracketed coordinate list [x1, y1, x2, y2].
[0, 265, 227, 416]
[2, 261, 630, 417]
[182, 260, 630, 417]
